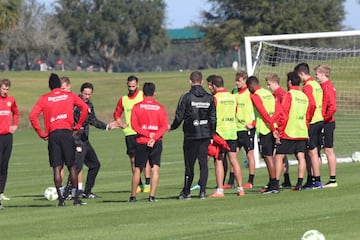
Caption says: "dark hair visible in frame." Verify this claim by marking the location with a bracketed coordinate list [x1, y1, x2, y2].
[294, 62, 310, 75]
[143, 82, 155, 96]
[246, 75, 259, 86]
[206, 74, 217, 84]
[49, 73, 61, 90]
[287, 71, 301, 86]
[127, 75, 138, 82]
[189, 71, 202, 83]
[210, 75, 224, 88]
[80, 82, 94, 92]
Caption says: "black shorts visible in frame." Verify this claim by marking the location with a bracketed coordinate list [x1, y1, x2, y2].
[322, 121, 335, 148]
[307, 121, 324, 150]
[135, 141, 163, 168]
[48, 129, 76, 168]
[258, 133, 275, 157]
[275, 139, 306, 155]
[226, 140, 238, 153]
[237, 129, 255, 153]
[125, 135, 136, 158]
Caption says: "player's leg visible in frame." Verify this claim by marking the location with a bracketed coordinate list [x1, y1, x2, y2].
[0, 134, 12, 200]
[323, 122, 337, 187]
[179, 139, 197, 198]
[83, 143, 101, 198]
[198, 138, 210, 198]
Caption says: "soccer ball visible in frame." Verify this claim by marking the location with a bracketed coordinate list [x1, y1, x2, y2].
[44, 187, 58, 201]
[301, 230, 326, 240]
[352, 152, 360, 162]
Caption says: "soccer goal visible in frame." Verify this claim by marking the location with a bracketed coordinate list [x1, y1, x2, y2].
[244, 30, 360, 167]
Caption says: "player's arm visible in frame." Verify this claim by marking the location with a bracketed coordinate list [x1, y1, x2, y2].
[29, 99, 47, 138]
[113, 97, 126, 128]
[130, 106, 151, 138]
[170, 93, 187, 130]
[251, 94, 273, 129]
[73, 95, 89, 130]
[10, 97, 19, 133]
[303, 85, 316, 120]
[323, 84, 337, 122]
[88, 104, 108, 130]
[152, 106, 169, 141]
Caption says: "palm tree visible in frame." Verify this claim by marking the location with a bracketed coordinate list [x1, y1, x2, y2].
[0, 0, 21, 31]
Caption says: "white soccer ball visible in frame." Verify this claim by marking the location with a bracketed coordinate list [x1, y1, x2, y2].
[301, 230, 326, 240]
[352, 152, 360, 162]
[44, 187, 58, 201]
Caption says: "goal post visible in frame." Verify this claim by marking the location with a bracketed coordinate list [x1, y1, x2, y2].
[244, 30, 360, 168]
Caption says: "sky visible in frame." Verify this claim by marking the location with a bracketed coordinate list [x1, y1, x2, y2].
[41, 0, 360, 30]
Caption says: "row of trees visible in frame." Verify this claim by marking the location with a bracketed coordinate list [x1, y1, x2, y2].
[0, 0, 350, 72]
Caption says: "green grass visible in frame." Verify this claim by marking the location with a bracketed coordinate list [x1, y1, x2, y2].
[1, 128, 360, 240]
[0, 69, 359, 239]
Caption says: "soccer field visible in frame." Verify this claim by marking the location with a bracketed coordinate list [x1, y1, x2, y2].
[0, 70, 359, 239]
[1, 128, 360, 240]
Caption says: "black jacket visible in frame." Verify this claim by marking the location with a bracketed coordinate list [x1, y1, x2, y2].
[170, 85, 216, 139]
[74, 99, 107, 142]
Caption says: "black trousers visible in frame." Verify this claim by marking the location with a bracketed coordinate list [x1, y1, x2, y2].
[0, 134, 12, 193]
[182, 138, 210, 195]
[69, 140, 101, 194]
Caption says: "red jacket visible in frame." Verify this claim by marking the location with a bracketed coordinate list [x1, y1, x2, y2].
[0, 95, 19, 135]
[29, 88, 88, 139]
[131, 97, 168, 144]
[302, 77, 317, 120]
[321, 80, 336, 123]
[250, 86, 274, 131]
[271, 87, 286, 131]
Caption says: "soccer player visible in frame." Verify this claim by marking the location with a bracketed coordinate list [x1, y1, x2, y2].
[273, 72, 311, 191]
[314, 64, 337, 187]
[0, 78, 19, 207]
[208, 75, 245, 198]
[294, 63, 324, 189]
[128, 82, 168, 202]
[225, 71, 256, 189]
[113, 76, 151, 193]
[265, 73, 292, 188]
[170, 71, 216, 200]
[30, 73, 89, 206]
[64, 82, 119, 199]
[246, 76, 277, 194]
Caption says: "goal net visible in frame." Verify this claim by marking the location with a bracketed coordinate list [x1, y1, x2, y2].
[244, 30, 360, 167]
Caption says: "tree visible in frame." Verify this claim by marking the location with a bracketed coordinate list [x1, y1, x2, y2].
[55, 0, 169, 72]
[0, 0, 20, 31]
[1, 0, 67, 70]
[202, 0, 346, 53]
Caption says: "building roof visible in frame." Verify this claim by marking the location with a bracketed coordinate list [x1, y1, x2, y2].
[167, 28, 205, 42]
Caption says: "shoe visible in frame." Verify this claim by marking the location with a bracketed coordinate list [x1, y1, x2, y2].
[261, 186, 279, 194]
[199, 192, 206, 199]
[73, 199, 87, 206]
[178, 191, 191, 200]
[136, 185, 144, 193]
[237, 190, 245, 196]
[312, 181, 323, 189]
[148, 196, 157, 202]
[281, 182, 292, 189]
[291, 185, 302, 191]
[82, 192, 97, 199]
[190, 184, 200, 191]
[223, 184, 235, 189]
[244, 182, 253, 189]
[129, 196, 136, 202]
[57, 199, 66, 207]
[302, 182, 314, 190]
[209, 191, 224, 198]
[0, 194, 10, 201]
[143, 184, 151, 193]
[324, 181, 338, 188]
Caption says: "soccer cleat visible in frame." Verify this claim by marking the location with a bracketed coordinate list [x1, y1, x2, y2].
[190, 184, 200, 191]
[148, 196, 157, 202]
[128, 196, 136, 202]
[237, 190, 245, 196]
[199, 192, 207, 199]
[57, 199, 66, 207]
[281, 182, 292, 189]
[136, 185, 144, 193]
[223, 184, 235, 189]
[291, 185, 303, 191]
[177, 191, 191, 200]
[312, 181, 323, 189]
[323, 181, 338, 188]
[73, 199, 87, 206]
[261, 186, 279, 194]
[209, 191, 224, 198]
[143, 184, 151, 193]
[0, 194, 10, 201]
[302, 182, 314, 190]
[244, 182, 253, 189]
[82, 192, 98, 199]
